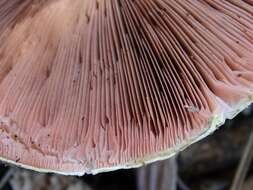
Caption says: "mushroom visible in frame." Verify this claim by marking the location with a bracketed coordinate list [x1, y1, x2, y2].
[0, 0, 252, 175]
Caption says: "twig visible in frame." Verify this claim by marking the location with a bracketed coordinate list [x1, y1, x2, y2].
[0, 168, 15, 189]
[230, 127, 253, 190]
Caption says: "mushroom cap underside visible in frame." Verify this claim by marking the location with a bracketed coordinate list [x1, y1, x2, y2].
[0, 0, 253, 175]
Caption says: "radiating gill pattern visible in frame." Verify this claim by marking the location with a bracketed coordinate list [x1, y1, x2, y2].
[0, 0, 252, 174]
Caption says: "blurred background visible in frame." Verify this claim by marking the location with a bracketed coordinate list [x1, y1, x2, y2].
[0, 105, 252, 190]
